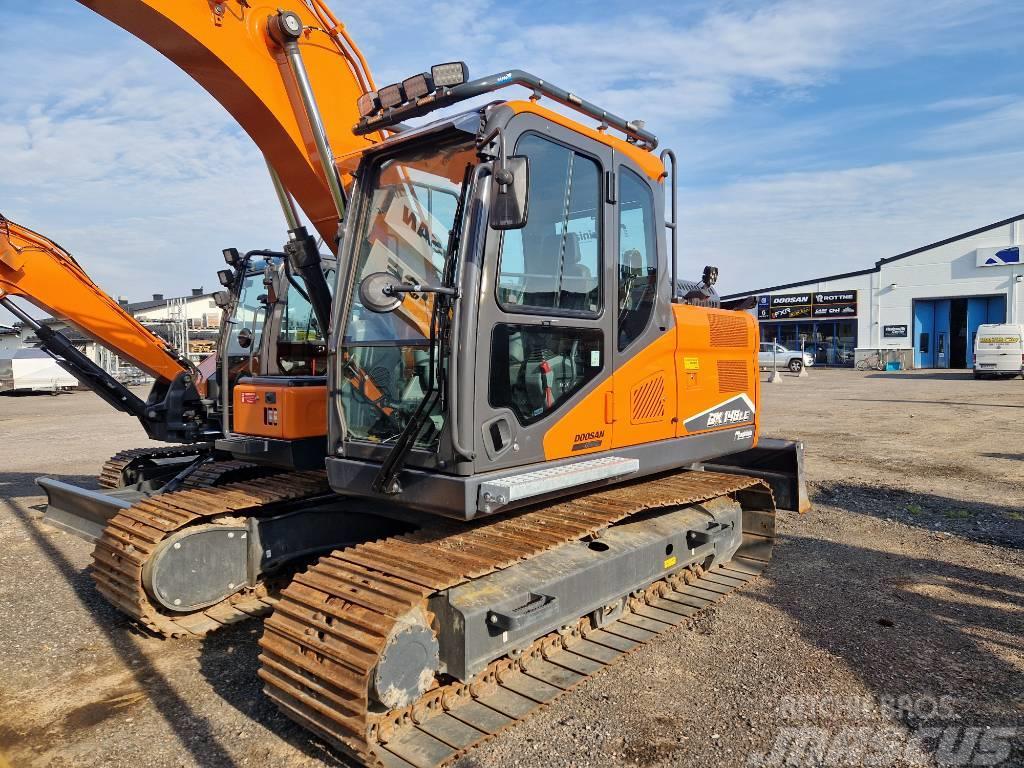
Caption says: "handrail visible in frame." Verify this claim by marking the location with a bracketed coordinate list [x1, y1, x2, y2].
[660, 149, 679, 299]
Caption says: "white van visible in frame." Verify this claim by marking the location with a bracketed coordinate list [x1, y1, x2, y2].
[973, 324, 1024, 379]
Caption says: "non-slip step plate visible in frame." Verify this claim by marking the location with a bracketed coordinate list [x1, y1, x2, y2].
[478, 456, 640, 510]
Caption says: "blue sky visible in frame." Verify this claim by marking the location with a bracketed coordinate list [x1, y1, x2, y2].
[2, 0, 1023, 324]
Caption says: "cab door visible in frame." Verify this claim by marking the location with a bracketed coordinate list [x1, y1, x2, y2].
[469, 114, 616, 470]
[610, 160, 677, 448]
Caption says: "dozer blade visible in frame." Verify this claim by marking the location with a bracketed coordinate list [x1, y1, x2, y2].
[702, 436, 810, 513]
[36, 477, 140, 543]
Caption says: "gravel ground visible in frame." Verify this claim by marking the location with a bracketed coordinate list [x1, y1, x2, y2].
[0, 369, 1021, 768]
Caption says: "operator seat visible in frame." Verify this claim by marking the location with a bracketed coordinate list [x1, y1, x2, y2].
[559, 233, 593, 311]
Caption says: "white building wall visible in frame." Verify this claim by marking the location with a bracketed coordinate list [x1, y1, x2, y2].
[134, 295, 222, 328]
[874, 220, 1021, 346]
[0, 337, 18, 352]
[733, 216, 1024, 367]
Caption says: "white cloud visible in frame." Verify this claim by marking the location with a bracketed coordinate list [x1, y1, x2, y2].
[0, 0, 1019, 329]
[685, 149, 1024, 293]
[918, 102, 1024, 153]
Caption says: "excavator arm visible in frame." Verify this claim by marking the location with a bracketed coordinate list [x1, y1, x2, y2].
[0, 214, 216, 443]
[0, 215, 191, 384]
[77, 0, 382, 245]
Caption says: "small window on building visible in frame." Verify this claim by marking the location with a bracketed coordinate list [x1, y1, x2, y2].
[617, 168, 657, 350]
[497, 134, 601, 315]
[489, 324, 603, 424]
[919, 332, 930, 354]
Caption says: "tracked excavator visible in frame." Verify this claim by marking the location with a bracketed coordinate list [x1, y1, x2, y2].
[7, 2, 811, 765]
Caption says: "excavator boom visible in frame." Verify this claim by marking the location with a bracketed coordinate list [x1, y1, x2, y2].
[0, 214, 190, 385]
[78, 0, 381, 244]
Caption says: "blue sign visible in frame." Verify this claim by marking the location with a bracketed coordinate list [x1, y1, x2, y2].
[980, 246, 1020, 266]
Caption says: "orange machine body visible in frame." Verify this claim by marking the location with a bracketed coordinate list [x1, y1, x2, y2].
[542, 306, 759, 461]
[232, 379, 327, 440]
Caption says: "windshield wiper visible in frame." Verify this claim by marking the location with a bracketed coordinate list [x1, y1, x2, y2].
[371, 164, 472, 494]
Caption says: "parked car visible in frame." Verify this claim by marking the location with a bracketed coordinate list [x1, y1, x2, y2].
[758, 342, 814, 373]
[973, 323, 1024, 379]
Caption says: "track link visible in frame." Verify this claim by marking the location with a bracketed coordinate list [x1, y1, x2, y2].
[179, 459, 280, 490]
[258, 470, 775, 768]
[90, 470, 331, 638]
[97, 445, 207, 489]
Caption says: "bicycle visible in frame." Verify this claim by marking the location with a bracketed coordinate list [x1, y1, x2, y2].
[856, 352, 887, 371]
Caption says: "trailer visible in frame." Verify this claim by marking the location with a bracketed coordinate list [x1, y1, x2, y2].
[0, 348, 78, 394]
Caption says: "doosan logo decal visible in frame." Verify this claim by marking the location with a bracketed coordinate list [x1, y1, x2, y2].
[683, 394, 756, 433]
[571, 429, 605, 452]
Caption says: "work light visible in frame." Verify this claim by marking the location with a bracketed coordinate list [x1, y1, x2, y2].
[378, 83, 405, 109]
[217, 269, 234, 287]
[431, 61, 469, 88]
[356, 90, 379, 117]
[402, 73, 433, 101]
[222, 247, 240, 267]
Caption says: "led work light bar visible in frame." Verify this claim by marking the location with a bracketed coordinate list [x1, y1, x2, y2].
[353, 65, 658, 150]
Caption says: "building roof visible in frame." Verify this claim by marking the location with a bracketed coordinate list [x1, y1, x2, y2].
[0, 347, 52, 360]
[721, 212, 1024, 299]
[128, 290, 214, 313]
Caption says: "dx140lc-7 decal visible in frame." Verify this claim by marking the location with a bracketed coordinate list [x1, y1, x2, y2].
[683, 393, 755, 433]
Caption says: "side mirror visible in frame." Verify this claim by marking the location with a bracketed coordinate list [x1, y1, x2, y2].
[490, 155, 529, 230]
[359, 271, 405, 314]
[237, 327, 253, 349]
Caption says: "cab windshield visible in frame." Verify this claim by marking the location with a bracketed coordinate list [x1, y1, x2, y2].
[340, 136, 476, 445]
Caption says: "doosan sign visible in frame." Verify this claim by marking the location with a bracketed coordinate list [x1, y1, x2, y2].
[758, 291, 857, 321]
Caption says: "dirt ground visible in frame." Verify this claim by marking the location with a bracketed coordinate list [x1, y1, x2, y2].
[0, 369, 1021, 768]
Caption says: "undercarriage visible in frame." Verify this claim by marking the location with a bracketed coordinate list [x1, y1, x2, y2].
[258, 470, 774, 767]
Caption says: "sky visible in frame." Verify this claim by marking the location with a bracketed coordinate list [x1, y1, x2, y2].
[2, 0, 1023, 325]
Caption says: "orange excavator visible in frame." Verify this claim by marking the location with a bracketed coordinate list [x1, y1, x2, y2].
[10, 2, 810, 766]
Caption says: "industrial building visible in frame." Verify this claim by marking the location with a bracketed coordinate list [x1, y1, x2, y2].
[723, 214, 1024, 368]
[1, 288, 221, 383]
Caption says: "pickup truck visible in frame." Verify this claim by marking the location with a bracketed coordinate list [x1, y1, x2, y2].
[758, 342, 814, 373]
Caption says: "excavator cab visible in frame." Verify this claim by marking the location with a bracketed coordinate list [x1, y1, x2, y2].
[213, 236, 335, 469]
[323, 69, 806, 520]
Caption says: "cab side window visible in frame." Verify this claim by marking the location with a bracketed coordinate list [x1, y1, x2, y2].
[489, 324, 603, 424]
[617, 168, 657, 350]
[497, 134, 601, 315]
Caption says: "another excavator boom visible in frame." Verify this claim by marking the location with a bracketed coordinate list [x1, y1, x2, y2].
[77, 0, 382, 244]
[0, 214, 191, 385]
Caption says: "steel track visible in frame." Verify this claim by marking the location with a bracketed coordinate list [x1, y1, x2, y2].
[258, 470, 776, 768]
[97, 445, 207, 489]
[90, 470, 332, 637]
